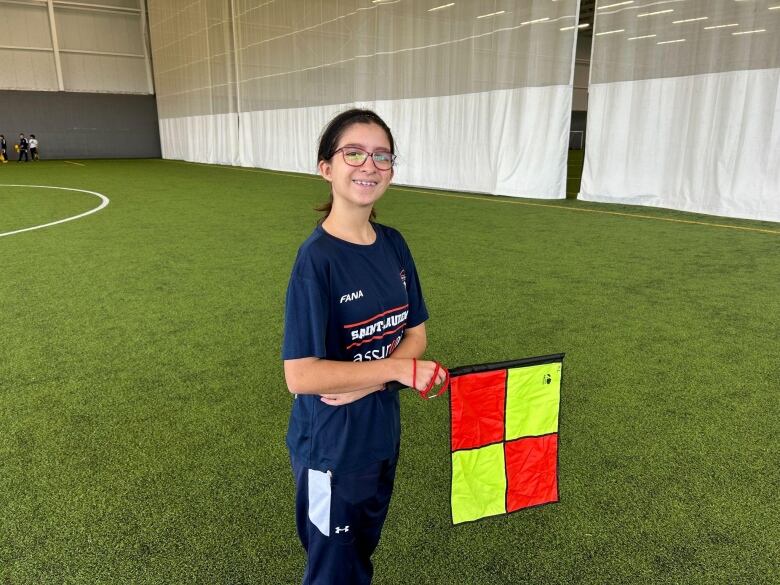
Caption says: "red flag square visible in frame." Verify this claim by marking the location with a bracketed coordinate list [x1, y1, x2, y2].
[505, 434, 558, 512]
[450, 369, 506, 451]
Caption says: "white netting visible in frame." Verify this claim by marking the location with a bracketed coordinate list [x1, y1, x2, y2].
[581, 0, 780, 221]
[148, 0, 580, 199]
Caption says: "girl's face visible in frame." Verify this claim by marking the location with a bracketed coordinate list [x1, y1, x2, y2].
[319, 122, 393, 212]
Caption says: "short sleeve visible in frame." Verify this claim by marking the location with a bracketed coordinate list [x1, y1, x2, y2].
[282, 276, 329, 360]
[401, 242, 429, 329]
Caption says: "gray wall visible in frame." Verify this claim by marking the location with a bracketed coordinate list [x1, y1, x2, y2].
[0, 91, 161, 159]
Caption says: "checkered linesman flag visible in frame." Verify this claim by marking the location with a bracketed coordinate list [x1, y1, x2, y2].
[391, 353, 563, 524]
[448, 354, 562, 524]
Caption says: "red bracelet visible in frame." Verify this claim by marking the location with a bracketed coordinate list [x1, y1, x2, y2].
[412, 358, 417, 391]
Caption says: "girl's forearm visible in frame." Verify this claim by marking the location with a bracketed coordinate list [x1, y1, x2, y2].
[285, 357, 406, 395]
[341, 330, 427, 392]
[387, 332, 426, 360]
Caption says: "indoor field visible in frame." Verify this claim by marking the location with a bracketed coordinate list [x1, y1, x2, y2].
[1, 0, 779, 584]
[1, 160, 778, 583]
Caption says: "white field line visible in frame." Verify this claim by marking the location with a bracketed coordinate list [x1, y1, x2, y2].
[0, 184, 109, 238]
[64, 161, 86, 166]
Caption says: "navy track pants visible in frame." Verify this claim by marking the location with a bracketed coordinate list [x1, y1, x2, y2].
[291, 455, 398, 585]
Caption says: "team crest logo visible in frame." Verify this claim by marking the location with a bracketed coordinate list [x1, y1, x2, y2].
[400, 269, 407, 288]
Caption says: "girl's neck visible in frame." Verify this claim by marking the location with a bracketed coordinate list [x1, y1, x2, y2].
[322, 207, 376, 245]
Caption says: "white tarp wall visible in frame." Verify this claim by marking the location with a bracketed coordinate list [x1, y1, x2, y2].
[0, 0, 153, 94]
[148, 0, 239, 165]
[148, 0, 581, 199]
[581, 0, 780, 222]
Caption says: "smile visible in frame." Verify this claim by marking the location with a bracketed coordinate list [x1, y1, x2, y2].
[352, 180, 378, 187]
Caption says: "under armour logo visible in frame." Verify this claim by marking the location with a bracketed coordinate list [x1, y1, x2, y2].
[335, 526, 350, 534]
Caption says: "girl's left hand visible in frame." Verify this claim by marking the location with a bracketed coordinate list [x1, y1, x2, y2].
[320, 386, 381, 406]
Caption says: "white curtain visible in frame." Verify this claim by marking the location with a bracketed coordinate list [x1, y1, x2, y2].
[581, 0, 780, 222]
[582, 70, 780, 221]
[239, 87, 570, 198]
[150, 0, 239, 163]
[159, 113, 238, 166]
[150, 0, 581, 200]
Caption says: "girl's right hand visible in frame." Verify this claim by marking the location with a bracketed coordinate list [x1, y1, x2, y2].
[396, 358, 446, 392]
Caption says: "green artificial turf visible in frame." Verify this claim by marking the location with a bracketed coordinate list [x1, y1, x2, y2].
[1, 160, 778, 584]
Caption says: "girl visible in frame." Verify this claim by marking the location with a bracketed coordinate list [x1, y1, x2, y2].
[282, 109, 445, 585]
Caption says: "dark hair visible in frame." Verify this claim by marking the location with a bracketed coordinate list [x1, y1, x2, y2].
[315, 109, 395, 222]
[30, 134, 35, 138]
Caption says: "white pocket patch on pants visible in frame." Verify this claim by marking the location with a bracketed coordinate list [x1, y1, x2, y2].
[307, 469, 331, 537]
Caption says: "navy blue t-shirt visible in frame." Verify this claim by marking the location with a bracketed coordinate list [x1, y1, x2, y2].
[282, 223, 428, 473]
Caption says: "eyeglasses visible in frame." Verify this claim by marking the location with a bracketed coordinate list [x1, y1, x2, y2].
[333, 147, 396, 170]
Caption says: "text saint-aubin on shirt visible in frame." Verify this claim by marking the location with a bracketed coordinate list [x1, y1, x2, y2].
[344, 304, 409, 362]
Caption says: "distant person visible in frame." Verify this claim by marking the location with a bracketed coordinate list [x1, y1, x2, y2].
[0, 135, 7, 163]
[29, 135, 39, 161]
[17, 133, 29, 162]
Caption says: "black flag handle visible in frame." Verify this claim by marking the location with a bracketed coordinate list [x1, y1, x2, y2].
[384, 353, 565, 393]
